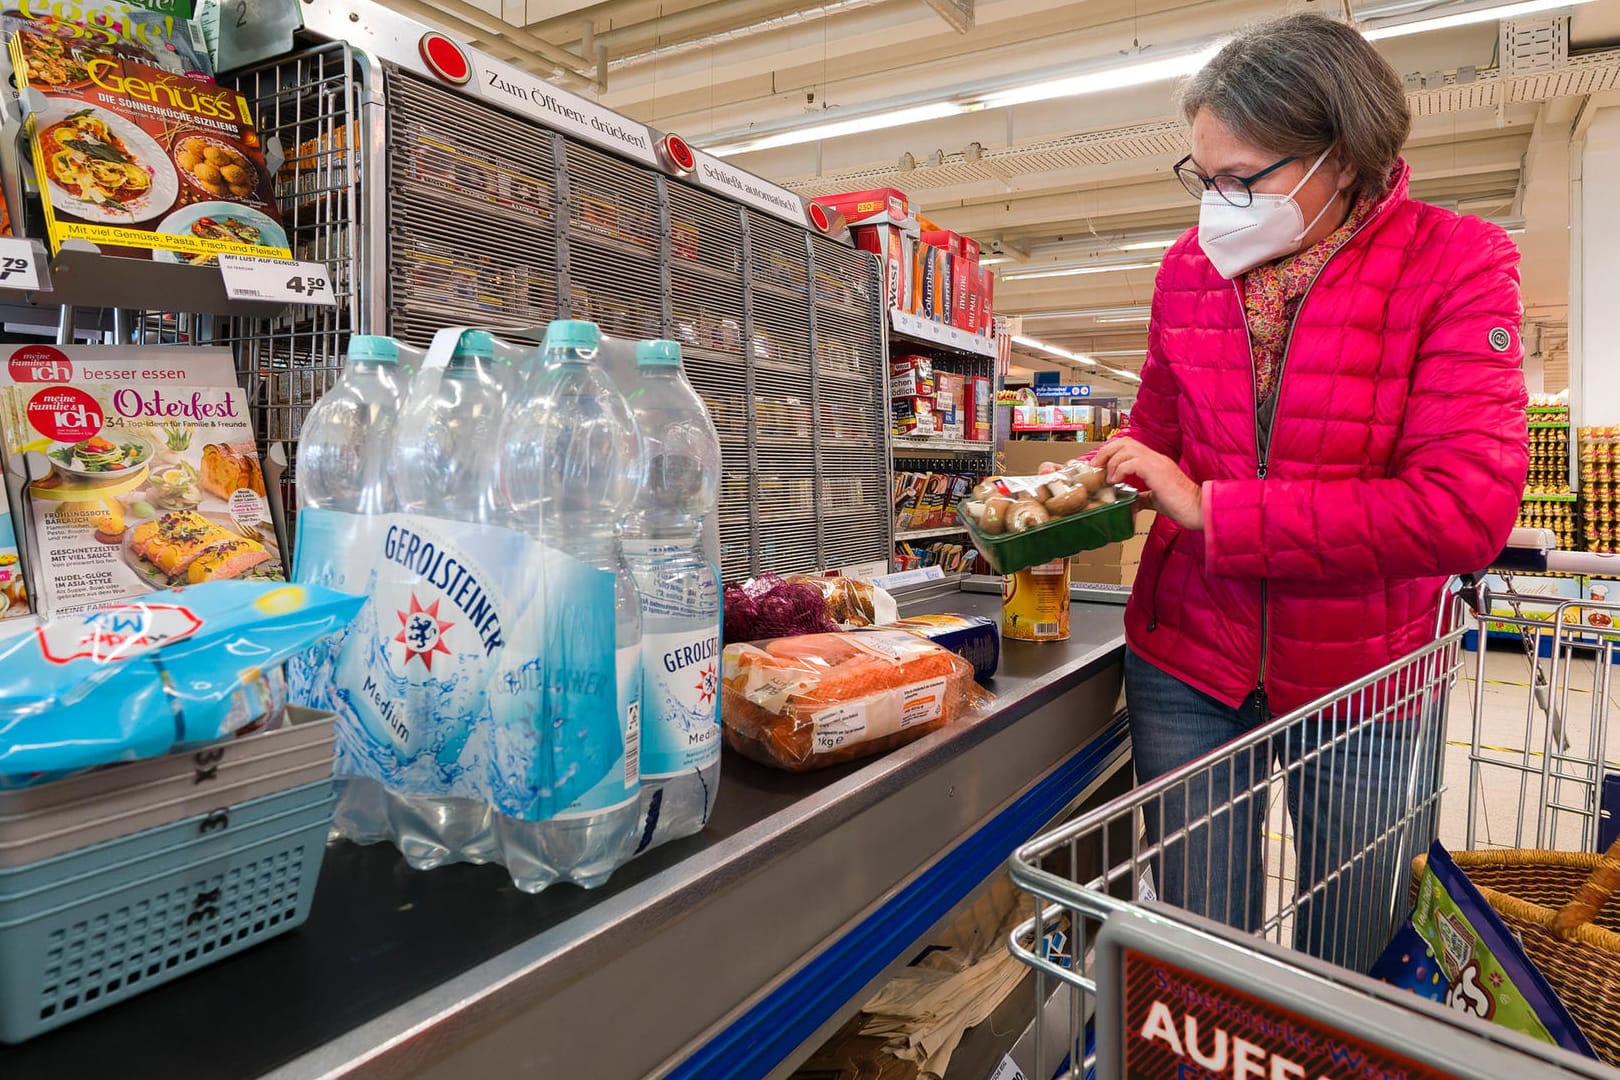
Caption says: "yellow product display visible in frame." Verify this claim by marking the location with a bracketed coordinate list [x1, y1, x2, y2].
[1002, 558, 1070, 642]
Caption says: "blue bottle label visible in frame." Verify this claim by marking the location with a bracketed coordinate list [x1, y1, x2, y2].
[291, 507, 621, 821]
[552, 643, 641, 818]
[639, 626, 721, 777]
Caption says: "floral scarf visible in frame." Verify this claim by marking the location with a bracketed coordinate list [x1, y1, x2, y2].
[1241, 194, 1376, 402]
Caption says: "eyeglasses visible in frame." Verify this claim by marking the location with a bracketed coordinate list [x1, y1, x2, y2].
[1174, 153, 1297, 208]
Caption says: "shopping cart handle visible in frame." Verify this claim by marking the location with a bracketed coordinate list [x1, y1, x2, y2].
[1482, 528, 1620, 576]
[1488, 527, 1560, 574]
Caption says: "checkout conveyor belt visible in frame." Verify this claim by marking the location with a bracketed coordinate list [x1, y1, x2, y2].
[0, 579, 1130, 1080]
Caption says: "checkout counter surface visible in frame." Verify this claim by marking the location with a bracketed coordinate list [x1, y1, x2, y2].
[0, 584, 1128, 1080]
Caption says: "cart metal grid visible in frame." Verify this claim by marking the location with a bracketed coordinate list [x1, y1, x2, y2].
[1009, 576, 1620, 1080]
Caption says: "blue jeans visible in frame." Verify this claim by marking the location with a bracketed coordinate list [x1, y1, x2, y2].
[1125, 649, 1433, 972]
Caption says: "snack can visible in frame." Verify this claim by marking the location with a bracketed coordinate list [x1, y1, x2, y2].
[1002, 558, 1071, 642]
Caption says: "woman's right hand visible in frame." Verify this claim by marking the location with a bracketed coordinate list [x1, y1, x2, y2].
[1092, 437, 1203, 530]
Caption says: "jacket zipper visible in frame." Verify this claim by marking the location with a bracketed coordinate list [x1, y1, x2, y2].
[1145, 528, 1182, 631]
[1238, 199, 1389, 723]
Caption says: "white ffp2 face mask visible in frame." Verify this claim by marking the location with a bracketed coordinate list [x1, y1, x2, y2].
[1196, 149, 1340, 279]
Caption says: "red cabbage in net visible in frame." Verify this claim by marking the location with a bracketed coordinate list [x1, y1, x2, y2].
[723, 573, 838, 644]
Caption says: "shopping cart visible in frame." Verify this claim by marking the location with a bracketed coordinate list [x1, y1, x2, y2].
[1008, 530, 1620, 1080]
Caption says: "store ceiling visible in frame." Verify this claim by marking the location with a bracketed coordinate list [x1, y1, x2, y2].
[427, 0, 1620, 394]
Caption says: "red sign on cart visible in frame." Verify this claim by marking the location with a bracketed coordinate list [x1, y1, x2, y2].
[1122, 950, 1462, 1080]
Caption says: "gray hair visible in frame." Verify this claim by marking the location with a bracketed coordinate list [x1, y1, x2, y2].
[1180, 13, 1411, 201]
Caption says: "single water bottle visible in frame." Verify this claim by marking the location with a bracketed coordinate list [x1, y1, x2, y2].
[292, 336, 412, 829]
[622, 340, 722, 852]
[342, 329, 519, 869]
[493, 320, 645, 890]
[296, 335, 411, 514]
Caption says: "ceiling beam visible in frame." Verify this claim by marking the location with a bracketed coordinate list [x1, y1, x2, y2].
[921, 0, 974, 33]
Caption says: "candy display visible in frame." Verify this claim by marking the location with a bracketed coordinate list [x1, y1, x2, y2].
[894, 539, 979, 574]
[721, 630, 991, 771]
[1580, 427, 1618, 553]
[815, 189, 995, 336]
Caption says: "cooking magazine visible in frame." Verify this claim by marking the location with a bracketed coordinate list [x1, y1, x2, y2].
[12, 39, 289, 262]
[0, 345, 283, 616]
[3, 0, 213, 84]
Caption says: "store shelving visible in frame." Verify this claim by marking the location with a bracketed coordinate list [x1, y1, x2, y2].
[896, 524, 971, 542]
[1519, 406, 1575, 549]
[890, 309, 997, 357]
[893, 436, 996, 455]
[218, 57, 892, 584]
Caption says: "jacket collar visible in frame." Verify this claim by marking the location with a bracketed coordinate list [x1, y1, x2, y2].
[1361, 158, 1411, 230]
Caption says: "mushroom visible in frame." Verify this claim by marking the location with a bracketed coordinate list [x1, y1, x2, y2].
[981, 496, 1014, 535]
[1042, 477, 1075, 503]
[1045, 484, 1093, 516]
[962, 499, 987, 522]
[1093, 486, 1119, 504]
[1007, 500, 1052, 532]
[972, 478, 1003, 501]
[1064, 463, 1107, 494]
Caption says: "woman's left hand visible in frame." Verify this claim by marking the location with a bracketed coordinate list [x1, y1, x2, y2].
[1090, 437, 1204, 530]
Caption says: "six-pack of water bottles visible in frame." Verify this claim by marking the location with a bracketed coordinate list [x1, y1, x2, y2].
[289, 320, 723, 892]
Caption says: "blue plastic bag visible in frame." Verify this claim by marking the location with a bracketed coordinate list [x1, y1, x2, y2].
[0, 581, 362, 776]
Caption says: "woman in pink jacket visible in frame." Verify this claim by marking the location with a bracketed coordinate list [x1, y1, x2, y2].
[1091, 13, 1528, 968]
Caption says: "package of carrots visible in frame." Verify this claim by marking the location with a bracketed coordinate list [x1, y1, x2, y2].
[721, 630, 992, 771]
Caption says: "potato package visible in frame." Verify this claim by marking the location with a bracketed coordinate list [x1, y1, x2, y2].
[722, 631, 991, 771]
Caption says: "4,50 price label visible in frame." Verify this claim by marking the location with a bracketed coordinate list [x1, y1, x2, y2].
[0, 238, 48, 292]
[218, 254, 338, 307]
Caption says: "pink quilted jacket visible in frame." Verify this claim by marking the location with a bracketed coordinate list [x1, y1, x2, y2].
[1125, 160, 1529, 716]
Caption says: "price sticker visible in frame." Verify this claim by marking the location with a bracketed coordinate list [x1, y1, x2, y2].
[0, 238, 47, 292]
[218, 254, 338, 306]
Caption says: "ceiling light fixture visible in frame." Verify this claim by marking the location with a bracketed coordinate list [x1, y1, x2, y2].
[1094, 314, 1152, 324]
[699, 0, 1568, 156]
[1011, 335, 1098, 366]
[1361, 0, 1594, 39]
[1018, 305, 1152, 321]
[978, 254, 1016, 266]
[1118, 238, 1178, 252]
[1002, 260, 1159, 282]
[707, 102, 966, 157]
[975, 45, 1222, 110]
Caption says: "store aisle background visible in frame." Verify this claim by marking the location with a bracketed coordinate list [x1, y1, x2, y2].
[1248, 635, 1620, 931]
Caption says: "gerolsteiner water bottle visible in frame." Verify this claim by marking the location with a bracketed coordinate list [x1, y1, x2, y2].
[333, 330, 519, 870]
[292, 335, 418, 833]
[622, 340, 722, 852]
[494, 320, 644, 889]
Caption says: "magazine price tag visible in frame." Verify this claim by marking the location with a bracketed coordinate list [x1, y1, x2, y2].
[218, 255, 338, 307]
[0, 238, 47, 293]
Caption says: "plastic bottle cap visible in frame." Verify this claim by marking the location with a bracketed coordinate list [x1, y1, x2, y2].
[544, 320, 601, 353]
[635, 340, 683, 367]
[453, 329, 496, 358]
[349, 335, 400, 364]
